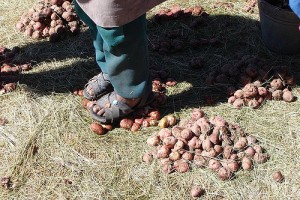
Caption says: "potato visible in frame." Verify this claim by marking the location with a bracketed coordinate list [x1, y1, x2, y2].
[246, 135, 257, 145]
[193, 155, 207, 167]
[188, 136, 201, 149]
[214, 145, 223, 155]
[173, 140, 185, 151]
[202, 138, 213, 151]
[227, 160, 240, 172]
[248, 99, 260, 109]
[161, 163, 173, 174]
[270, 78, 283, 90]
[232, 98, 244, 109]
[209, 129, 221, 145]
[272, 171, 284, 183]
[234, 89, 244, 98]
[254, 153, 269, 164]
[166, 115, 177, 126]
[131, 123, 140, 132]
[182, 152, 194, 161]
[218, 167, 233, 180]
[147, 135, 160, 146]
[119, 118, 133, 130]
[142, 153, 153, 164]
[191, 108, 204, 120]
[208, 159, 221, 171]
[228, 96, 236, 104]
[241, 157, 252, 170]
[253, 80, 262, 87]
[174, 160, 189, 173]
[158, 117, 168, 128]
[243, 83, 258, 98]
[90, 122, 105, 135]
[158, 128, 172, 140]
[180, 129, 193, 140]
[223, 146, 233, 159]
[169, 151, 181, 161]
[272, 90, 283, 100]
[171, 126, 184, 138]
[32, 30, 41, 39]
[148, 110, 161, 120]
[190, 124, 201, 136]
[157, 145, 171, 158]
[163, 136, 177, 149]
[244, 146, 256, 157]
[257, 87, 268, 97]
[282, 90, 294, 102]
[190, 186, 205, 198]
[209, 115, 226, 127]
[234, 137, 247, 150]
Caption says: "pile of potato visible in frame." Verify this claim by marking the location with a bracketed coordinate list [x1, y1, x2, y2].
[16, 0, 81, 42]
[89, 106, 176, 135]
[143, 108, 269, 180]
[149, 4, 220, 55]
[228, 81, 294, 109]
[153, 5, 207, 22]
[0, 46, 31, 94]
[205, 55, 296, 108]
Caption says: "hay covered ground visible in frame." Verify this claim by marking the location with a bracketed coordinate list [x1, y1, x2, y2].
[1, 0, 300, 199]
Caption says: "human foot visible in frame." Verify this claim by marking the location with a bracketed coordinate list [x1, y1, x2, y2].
[90, 91, 154, 123]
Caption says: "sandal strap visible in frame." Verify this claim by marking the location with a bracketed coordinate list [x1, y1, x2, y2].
[90, 100, 134, 124]
[89, 91, 154, 124]
[83, 72, 112, 100]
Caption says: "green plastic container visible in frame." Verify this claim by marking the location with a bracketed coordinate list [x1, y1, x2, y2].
[258, 0, 300, 54]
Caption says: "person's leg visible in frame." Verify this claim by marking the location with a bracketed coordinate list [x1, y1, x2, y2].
[74, 1, 113, 100]
[98, 14, 151, 99]
[91, 14, 153, 123]
[74, 1, 106, 71]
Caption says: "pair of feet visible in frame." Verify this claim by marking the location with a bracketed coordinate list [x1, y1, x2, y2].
[84, 73, 152, 124]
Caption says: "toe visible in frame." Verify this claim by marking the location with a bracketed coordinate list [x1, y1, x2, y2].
[92, 104, 102, 113]
[96, 109, 105, 116]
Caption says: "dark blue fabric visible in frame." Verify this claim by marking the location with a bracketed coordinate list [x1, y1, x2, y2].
[290, 0, 300, 19]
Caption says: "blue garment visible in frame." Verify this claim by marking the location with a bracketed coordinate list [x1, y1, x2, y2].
[74, 1, 152, 99]
[290, 0, 300, 19]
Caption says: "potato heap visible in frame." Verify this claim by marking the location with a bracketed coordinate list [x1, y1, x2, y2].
[149, 5, 220, 55]
[0, 46, 31, 94]
[153, 5, 207, 22]
[143, 108, 269, 180]
[16, 0, 81, 42]
[88, 106, 176, 134]
[229, 81, 294, 109]
[205, 55, 296, 108]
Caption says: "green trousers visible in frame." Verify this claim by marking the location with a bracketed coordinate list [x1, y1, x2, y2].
[74, 2, 151, 98]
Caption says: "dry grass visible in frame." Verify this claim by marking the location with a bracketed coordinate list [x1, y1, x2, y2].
[1, 0, 300, 199]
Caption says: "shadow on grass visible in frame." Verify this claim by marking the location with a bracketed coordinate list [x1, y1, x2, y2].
[16, 13, 300, 113]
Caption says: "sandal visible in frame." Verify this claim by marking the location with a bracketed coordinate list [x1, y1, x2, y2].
[83, 72, 113, 100]
[90, 91, 154, 124]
